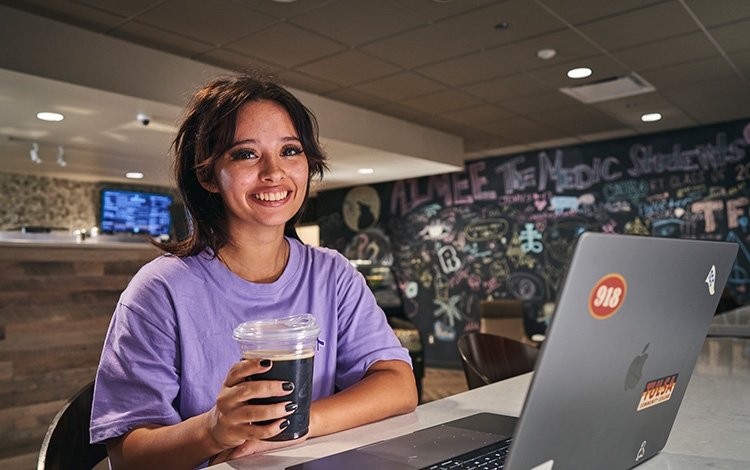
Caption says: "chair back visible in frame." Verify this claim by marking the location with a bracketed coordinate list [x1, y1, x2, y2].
[457, 332, 539, 389]
[37, 381, 107, 470]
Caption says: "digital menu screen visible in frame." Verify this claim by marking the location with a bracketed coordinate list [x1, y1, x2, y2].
[100, 189, 172, 236]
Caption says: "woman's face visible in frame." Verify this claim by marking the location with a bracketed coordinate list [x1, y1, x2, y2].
[204, 100, 309, 237]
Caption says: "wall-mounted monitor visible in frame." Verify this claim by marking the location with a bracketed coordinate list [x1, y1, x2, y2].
[100, 189, 173, 237]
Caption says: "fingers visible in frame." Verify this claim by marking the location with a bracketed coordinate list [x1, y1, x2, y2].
[224, 358, 271, 388]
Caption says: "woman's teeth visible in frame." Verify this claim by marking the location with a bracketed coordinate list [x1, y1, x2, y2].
[253, 191, 288, 202]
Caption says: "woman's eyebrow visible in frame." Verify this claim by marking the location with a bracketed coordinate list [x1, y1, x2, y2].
[227, 136, 301, 149]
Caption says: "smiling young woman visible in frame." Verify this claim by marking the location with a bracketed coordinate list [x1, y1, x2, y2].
[91, 71, 417, 468]
[89, 73, 418, 469]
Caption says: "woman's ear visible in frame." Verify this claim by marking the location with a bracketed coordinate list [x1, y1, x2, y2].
[198, 173, 219, 193]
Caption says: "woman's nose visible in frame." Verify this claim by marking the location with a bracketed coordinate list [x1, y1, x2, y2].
[259, 156, 285, 182]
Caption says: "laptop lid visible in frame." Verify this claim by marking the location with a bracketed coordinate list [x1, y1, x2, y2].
[505, 232, 738, 470]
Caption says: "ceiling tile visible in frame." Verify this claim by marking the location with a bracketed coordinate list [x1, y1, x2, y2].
[296, 51, 401, 87]
[526, 54, 630, 88]
[416, 51, 522, 87]
[372, 102, 432, 122]
[226, 23, 346, 68]
[659, 76, 750, 105]
[590, 92, 677, 116]
[134, 0, 276, 46]
[640, 56, 739, 89]
[709, 18, 750, 53]
[413, 114, 472, 135]
[577, 2, 700, 51]
[442, 104, 515, 127]
[402, 90, 484, 114]
[498, 91, 579, 114]
[486, 29, 602, 72]
[323, 88, 389, 110]
[683, 0, 750, 28]
[361, 25, 476, 69]
[530, 105, 627, 134]
[390, 0, 498, 22]
[352, 73, 446, 102]
[685, 99, 750, 124]
[110, 21, 214, 57]
[629, 111, 698, 132]
[76, 0, 159, 18]
[462, 73, 551, 102]
[589, 93, 698, 129]
[2, 0, 125, 32]
[194, 48, 283, 74]
[536, 0, 663, 25]
[232, 0, 333, 20]
[728, 49, 750, 77]
[477, 116, 568, 142]
[434, 0, 568, 50]
[289, 0, 425, 46]
[275, 71, 341, 95]
[614, 32, 720, 72]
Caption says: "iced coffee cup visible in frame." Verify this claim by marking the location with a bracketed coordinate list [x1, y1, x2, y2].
[233, 314, 320, 441]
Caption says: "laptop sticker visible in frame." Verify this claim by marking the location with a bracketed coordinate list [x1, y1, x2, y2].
[635, 441, 647, 462]
[530, 460, 554, 470]
[705, 265, 716, 295]
[589, 273, 627, 319]
[637, 374, 679, 411]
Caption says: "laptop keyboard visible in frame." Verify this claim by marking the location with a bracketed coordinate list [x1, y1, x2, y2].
[425, 437, 512, 470]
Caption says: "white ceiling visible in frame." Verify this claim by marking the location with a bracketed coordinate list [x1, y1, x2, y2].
[1, 0, 749, 192]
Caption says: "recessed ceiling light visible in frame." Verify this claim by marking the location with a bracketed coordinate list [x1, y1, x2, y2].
[36, 111, 64, 122]
[641, 112, 662, 123]
[567, 67, 592, 79]
[125, 172, 144, 179]
[537, 48, 556, 60]
[357, 168, 374, 175]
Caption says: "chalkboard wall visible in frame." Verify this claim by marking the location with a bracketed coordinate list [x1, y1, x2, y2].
[315, 119, 750, 367]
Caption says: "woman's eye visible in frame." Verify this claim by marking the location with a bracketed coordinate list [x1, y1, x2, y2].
[230, 149, 258, 160]
[282, 146, 304, 157]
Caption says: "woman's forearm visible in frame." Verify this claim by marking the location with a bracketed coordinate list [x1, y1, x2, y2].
[308, 360, 418, 437]
[107, 412, 223, 470]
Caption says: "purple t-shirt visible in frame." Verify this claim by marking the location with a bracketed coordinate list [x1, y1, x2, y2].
[90, 238, 411, 445]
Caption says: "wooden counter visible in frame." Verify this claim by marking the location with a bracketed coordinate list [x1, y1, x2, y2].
[0, 241, 161, 464]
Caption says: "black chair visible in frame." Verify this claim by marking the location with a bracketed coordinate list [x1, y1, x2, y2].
[38, 381, 107, 470]
[457, 332, 539, 390]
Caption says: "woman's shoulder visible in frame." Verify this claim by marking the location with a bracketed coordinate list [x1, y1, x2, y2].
[128, 251, 211, 291]
[294, 240, 353, 272]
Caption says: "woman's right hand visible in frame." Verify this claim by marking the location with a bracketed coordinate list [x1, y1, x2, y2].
[204, 358, 296, 452]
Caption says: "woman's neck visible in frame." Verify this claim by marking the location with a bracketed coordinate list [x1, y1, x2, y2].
[217, 235, 290, 283]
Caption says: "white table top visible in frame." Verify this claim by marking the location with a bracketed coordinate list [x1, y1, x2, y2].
[208, 337, 750, 469]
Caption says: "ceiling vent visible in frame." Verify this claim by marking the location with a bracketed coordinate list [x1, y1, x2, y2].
[559, 73, 656, 104]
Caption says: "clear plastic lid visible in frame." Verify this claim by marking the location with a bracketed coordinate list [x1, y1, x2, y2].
[233, 314, 320, 345]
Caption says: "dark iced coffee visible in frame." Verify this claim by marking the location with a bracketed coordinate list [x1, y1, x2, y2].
[244, 350, 314, 440]
[233, 314, 320, 441]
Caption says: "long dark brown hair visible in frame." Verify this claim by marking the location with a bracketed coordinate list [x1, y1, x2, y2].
[159, 72, 327, 257]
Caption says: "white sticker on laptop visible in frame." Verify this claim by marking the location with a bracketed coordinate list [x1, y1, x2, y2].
[637, 374, 679, 411]
[705, 265, 716, 295]
[530, 459, 554, 470]
[589, 273, 627, 319]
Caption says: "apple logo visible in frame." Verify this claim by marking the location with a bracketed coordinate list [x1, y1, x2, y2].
[624, 343, 649, 390]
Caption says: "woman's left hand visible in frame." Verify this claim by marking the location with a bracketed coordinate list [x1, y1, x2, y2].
[208, 435, 307, 464]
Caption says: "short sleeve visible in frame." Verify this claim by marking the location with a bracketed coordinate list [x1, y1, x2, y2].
[90, 277, 182, 444]
[333, 261, 412, 391]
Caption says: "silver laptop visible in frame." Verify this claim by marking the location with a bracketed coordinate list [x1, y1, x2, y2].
[289, 233, 738, 470]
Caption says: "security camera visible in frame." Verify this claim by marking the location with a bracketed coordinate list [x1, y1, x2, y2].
[137, 113, 151, 126]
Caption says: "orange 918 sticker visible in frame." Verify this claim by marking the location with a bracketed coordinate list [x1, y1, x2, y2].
[589, 273, 627, 319]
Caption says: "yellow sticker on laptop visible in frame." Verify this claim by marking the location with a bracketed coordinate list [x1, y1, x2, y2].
[637, 374, 679, 411]
[589, 273, 627, 319]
